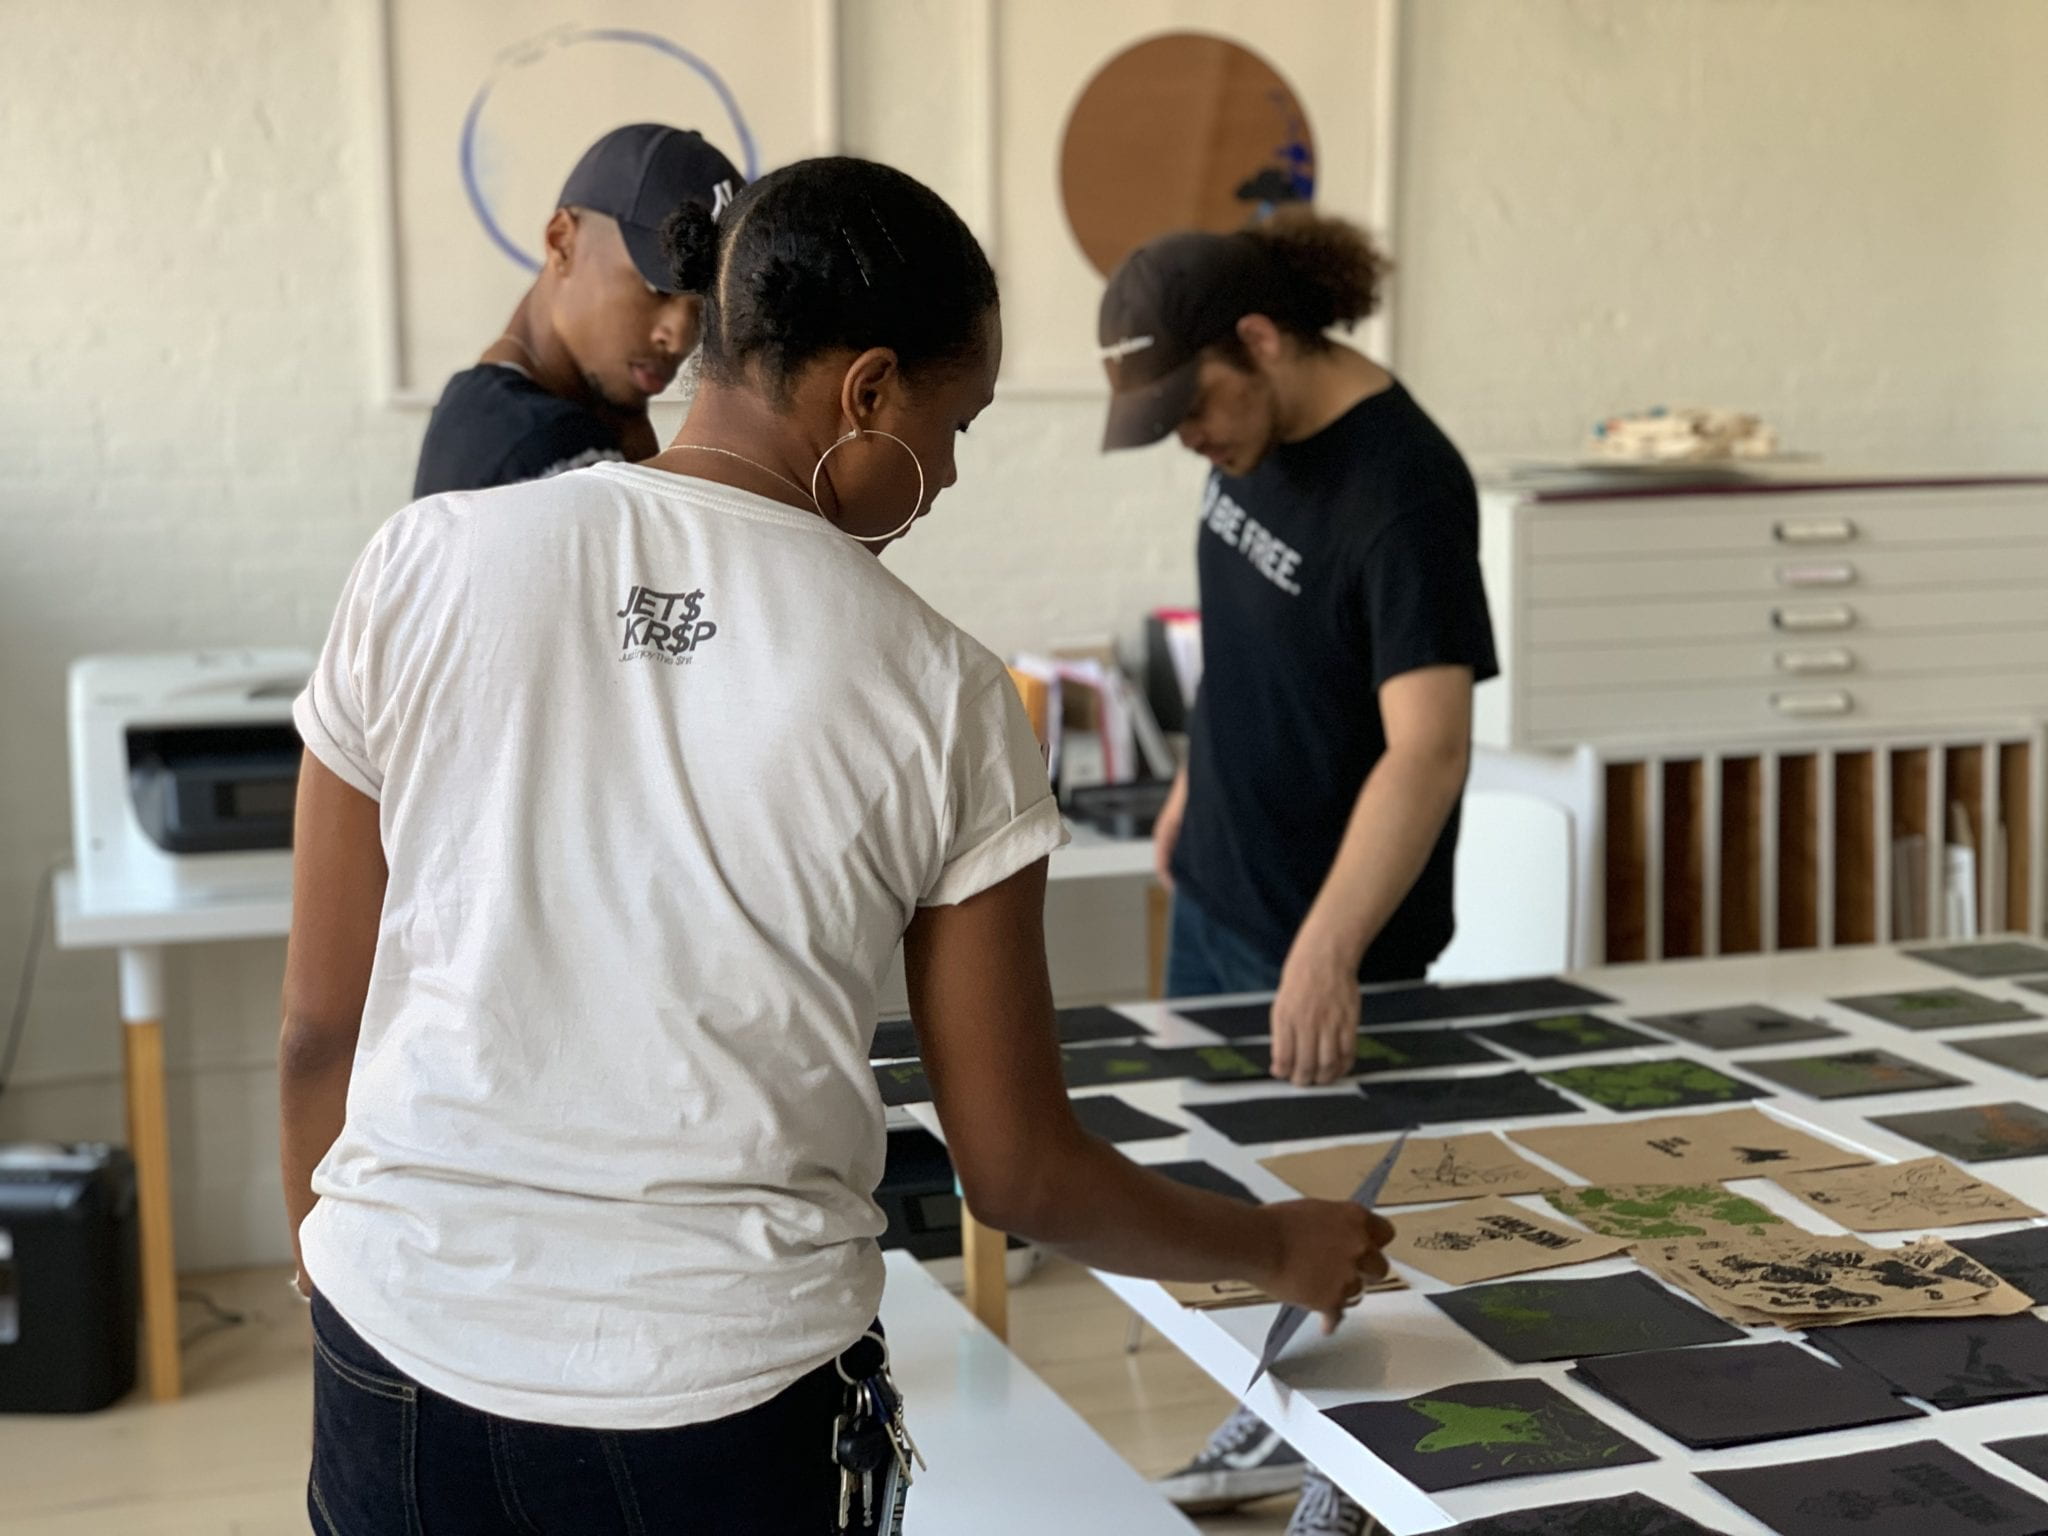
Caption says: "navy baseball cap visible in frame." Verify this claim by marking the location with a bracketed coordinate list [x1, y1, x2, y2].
[558, 124, 741, 294]
[1098, 230, 1287, 450]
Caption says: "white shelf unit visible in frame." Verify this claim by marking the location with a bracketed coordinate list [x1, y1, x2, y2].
[1477, 474, 2048, 962]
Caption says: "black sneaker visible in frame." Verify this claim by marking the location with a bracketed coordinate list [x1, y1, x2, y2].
[1155, 1405, 1307, 1514]
[1284, 1469, 1379, 1536]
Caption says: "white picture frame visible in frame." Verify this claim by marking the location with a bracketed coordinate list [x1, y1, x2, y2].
[975, 0, 1403, 397]
[370, 0, 841, 408]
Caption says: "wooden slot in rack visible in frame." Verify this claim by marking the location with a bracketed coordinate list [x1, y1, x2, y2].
[1604, 761, 1649, 965]
[1661, 759, 1705, 959]
[1891, 747, 1933, 942]
[1598, 732, 2041, 963]
[1834, 751, 1878, 946]
[1719, 756, 1764, 955]
[2004, 742, 2034, 934]
[1777, 755, 1821, 952]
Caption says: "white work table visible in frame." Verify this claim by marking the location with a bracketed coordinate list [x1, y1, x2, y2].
[913, 943, 2048, 1534]
[880, 1250, 1196, 1534]
[1047, 820, 1159, 881]
[52, 873, 296, 1401]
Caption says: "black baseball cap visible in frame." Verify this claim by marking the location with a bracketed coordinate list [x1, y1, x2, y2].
[1098, 230, 1287, 450]
[558, 124, 741, 294]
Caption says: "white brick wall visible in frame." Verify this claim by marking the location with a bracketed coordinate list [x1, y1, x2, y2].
[1392, 0, 2048, 467]
[0, 0, 427, 1271]
[3, 0, 2045, 1268]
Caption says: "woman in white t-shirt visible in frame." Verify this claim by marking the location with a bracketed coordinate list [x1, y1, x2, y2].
[281, 156, 1389, 1535]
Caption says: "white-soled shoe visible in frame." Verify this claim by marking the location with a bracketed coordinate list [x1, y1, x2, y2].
[1283, 1468, 1379, 1536]
[1154, 1404, 1307, 1514]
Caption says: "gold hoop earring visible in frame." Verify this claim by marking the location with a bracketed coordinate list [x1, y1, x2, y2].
[810, 429, 926, 544]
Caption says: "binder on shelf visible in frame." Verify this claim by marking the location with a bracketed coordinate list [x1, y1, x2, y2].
[1007, 656, 1064, 784]
[1943, 801, 1979, 940]
[1005, 667, 1054, 767]
[1144, 609, 1202, 734]
[1046, 641, 1137, 792]
[1987, 815, 2009, 935]
[1123, 675, 1177, 781]
[1016, 630, 1184, 802]
[1890, 834, 1928, 941]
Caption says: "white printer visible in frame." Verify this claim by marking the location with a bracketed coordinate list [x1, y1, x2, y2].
[68, 651, 313, 908]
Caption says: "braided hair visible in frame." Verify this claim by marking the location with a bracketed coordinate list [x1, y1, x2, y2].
[661, 157, 998, 399]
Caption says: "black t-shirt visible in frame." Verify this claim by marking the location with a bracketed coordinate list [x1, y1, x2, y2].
[412, 364, 627, 498]
[1171, 380, 1500, 980]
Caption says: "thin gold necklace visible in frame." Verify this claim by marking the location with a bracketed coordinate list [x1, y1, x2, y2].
[487, 333, 536, 370]
[666, 442, 815, 505]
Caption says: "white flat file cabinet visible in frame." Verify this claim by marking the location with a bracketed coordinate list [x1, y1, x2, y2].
[1477, 474, 2048, 964]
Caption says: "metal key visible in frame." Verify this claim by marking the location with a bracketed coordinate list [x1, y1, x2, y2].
[832, 1412, 855, 1531]
[867, 1372, 898, 1416]
[859, 1386, 875, 1536]
[870, 1372, 925, 1478]
[836, 1413, 896, 1532]
[852, 1369, 916, 1500]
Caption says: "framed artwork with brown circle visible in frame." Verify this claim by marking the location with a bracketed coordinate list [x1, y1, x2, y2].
[989, 0, 1399, 391]
[1060, 32, 1317, 281]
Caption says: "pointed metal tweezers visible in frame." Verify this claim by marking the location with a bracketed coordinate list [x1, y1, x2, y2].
[1246, 1127, 1413, 1390]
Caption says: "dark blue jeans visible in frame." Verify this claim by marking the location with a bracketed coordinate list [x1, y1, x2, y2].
[1166, 890, 1430, 1000]
[1165, 891, 1285, 999]
[308, 1293, 858, 1535]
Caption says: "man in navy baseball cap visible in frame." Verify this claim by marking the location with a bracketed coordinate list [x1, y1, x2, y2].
[1103, 211, 1499, 1536]
[414, 124, 742, 497]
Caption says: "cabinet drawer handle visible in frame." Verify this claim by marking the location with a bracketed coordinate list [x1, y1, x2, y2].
[1776, 562, 1856, 587]
[1772, 690, 1853, 717]
[1777, 647, 1854, 675]
[1773, 604, 1855, 632]
[1775, 516, 1857, 544]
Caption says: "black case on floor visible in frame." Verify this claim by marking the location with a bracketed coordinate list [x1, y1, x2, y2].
[0, 1143, 139, 1413]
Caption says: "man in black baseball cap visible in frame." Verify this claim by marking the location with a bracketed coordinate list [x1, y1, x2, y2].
[1107, 213, 1498, 1536]
[413, 124, 741, 497]
[1097, 229, 1294, 454]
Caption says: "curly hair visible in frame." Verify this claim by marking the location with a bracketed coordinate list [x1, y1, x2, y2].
[1231, 208, 1393, 353]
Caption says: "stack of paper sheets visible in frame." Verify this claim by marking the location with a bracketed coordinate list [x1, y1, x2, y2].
[1634, 1233, 2036, 1328]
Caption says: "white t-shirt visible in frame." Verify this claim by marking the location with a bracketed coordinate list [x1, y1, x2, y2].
[294, 463, 1064, 1429]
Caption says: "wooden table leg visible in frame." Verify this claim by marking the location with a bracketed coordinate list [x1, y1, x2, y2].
[960, 1205, 1009, 1343]
[118, 946, 181, 1402]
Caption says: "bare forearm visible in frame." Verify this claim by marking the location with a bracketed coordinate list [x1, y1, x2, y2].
[983, 1127, 1281, 1285]
[278, 1024, 356, 1268]
[912, 867, 1388, 1317]
[1294, 742, 1468, 971]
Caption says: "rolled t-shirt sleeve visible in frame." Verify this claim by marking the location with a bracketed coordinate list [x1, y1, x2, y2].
[921, 670, 1068, 907]
[293, 523, 393, 801]
[1362, 506, 1501, 690]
